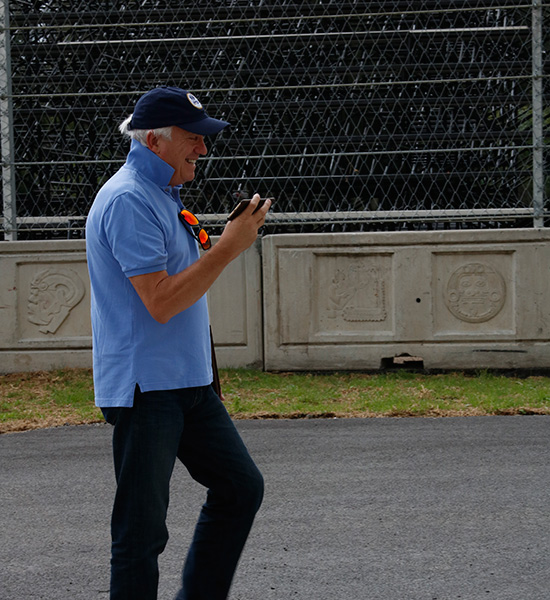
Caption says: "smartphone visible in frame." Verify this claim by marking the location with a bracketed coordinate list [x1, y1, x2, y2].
[227, 198, 274, 221]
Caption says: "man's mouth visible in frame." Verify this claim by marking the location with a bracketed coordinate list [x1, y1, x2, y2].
[186, 159, 196, 165]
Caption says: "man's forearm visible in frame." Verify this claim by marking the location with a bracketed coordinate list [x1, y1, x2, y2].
[129, 239, 239, 324]
[130, 195, 270, 324]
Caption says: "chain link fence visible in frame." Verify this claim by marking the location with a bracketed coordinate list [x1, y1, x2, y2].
[1, 1, 549, 240]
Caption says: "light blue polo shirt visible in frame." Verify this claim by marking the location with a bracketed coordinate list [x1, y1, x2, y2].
[85, 140, 212, 407]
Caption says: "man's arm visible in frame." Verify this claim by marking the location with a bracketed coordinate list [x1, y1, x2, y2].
[129, 195, 271, 324]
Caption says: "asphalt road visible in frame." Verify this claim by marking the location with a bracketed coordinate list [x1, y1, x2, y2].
[1, 416, 549, 600]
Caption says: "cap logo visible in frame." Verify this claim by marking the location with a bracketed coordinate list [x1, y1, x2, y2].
[187, 93, 203, 110]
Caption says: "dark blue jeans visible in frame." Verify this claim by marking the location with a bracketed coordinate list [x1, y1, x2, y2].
[102, 385, 264, 600]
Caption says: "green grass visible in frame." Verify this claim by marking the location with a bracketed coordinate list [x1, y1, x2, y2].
[2, 368, 549, 433]
[221, 369, 550, 418]
[0, 370, 98, 433]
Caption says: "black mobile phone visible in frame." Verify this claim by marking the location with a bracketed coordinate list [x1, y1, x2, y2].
[227, 198, 274, 221]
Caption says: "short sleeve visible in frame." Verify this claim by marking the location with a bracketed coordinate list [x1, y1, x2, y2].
[103, 192, 168, 277]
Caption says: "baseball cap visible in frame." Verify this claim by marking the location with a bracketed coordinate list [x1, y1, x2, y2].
[127, 86, 230, 135]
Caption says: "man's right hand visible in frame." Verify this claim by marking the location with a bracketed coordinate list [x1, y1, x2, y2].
[217, 193, 272, 259]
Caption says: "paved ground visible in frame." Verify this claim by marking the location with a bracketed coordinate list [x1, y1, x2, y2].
[1, 416, 549, 600]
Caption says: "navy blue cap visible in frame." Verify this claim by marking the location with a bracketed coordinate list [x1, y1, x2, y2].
[128, 86, 230, 135]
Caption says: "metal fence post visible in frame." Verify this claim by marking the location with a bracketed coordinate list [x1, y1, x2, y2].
[0, 0, 15, 240]
[532, 0, 545, 228]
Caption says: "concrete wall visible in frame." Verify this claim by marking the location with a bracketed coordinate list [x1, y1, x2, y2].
[0, 241, 92, 373]
[1, 229, 549, 373]
[263, 229, 550, 371]
[0, 238, 263, 374]
[206, 239, 264, 369]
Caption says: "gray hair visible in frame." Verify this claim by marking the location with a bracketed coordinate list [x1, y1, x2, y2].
[119, 114, 173, 147]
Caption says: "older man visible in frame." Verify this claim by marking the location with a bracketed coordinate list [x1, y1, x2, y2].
[86, 86, 270, 600]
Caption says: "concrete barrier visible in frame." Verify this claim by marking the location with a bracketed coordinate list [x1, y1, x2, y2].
[0, 241, 92, 373]
[207, 238, 264, 369]
[1, 229, 549, 373]
[0, 239, 262, 373]
[262, 229, 550, 371]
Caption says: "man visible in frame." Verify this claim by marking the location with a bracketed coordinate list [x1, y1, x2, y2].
[86, 86, 270, 600]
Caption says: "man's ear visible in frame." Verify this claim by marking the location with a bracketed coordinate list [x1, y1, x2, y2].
[146, 130, 161, 155]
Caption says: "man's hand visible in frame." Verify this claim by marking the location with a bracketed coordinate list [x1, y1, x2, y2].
[216, 193, 272, 260]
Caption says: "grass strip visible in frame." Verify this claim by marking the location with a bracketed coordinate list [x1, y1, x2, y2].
[1, 368, 549, 434]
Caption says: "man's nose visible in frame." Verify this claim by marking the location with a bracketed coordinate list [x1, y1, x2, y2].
[196, 139, 208, 155]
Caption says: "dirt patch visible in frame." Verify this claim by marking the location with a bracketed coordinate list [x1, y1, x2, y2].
[0, 415, 104, 435]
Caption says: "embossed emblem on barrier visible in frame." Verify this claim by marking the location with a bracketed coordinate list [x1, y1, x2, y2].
[445, 262, 506, 323]
[27, 267, 85, 334]
[327, 264, 386, 322]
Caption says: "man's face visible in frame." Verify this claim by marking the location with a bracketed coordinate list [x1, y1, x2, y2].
[149, 126, 208, 186]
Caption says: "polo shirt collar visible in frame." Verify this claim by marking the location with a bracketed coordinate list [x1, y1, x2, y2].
[125, 139, 176, 189]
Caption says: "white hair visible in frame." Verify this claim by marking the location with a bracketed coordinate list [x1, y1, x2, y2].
[118, 114, 173, 147]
